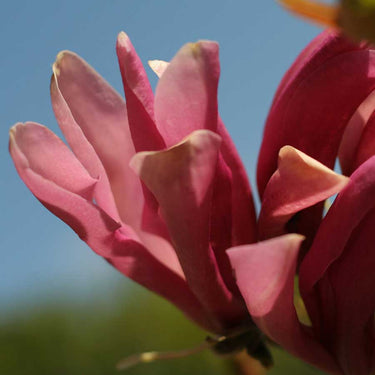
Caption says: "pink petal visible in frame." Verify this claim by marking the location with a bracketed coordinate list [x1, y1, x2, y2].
[218, 119, 257, 246]
[10, 122, 120, 255]
[257, 30, 373, 198]
[131, 130, 246, 330]
[338, 89, 375, 175]
[350, 111, 375, 172]
[259, 146, 349, 240]
[300, 157, 375, 373]
[208, 120, 257, 296]
[116, 32, 165, 152]
[319, 209, 375, 375]
[9, 124, 211, 331]
[50, 72, 120, 221]
[10, 122, 97, 200]
[154, 41, 220, 147]
[228, 235, 339, 373]
[116, 32, 172, 242]
[271, 30, 359, 114]
[300, 155, 375, 298]
[53, 50, 142, 228]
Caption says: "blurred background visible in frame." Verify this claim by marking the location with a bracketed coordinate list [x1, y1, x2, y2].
[1, 0, 326, 373]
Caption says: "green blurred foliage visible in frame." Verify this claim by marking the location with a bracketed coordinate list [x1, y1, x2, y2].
[0, 283, 326, 375]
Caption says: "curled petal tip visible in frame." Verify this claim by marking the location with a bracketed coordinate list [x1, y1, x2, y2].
[53, 50, 74, 75]
[55, 50, 67, 65]
[278, 0, 339, 28]
[9, 125, 17, 141]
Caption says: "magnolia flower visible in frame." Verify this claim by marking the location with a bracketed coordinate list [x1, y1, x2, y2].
[279, 0, 375, 43]
[228, 31, 375, 375]
[9, 32, 275, 364]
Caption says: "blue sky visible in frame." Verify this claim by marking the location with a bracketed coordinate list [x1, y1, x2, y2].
[0, 0, 322, 309]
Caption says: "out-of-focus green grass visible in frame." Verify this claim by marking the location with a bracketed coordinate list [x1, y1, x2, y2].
[0, 284, 326, 375]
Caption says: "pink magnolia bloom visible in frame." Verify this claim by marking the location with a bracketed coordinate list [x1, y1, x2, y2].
[228, 31, 375, 375]
[9, 31, 263, 347]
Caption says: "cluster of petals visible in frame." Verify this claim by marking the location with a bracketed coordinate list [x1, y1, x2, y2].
[10, 27, 375, 375]
[228, 30, 375, 375]
[9, 32, 258, 335]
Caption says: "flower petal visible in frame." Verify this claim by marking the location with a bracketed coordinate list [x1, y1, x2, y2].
[50, 72, 120, 220]
[53, 50, 142, 227]
[300, 155, 375, 299]
[259, 146, 349, 240]
[9, 122, 121, 254]
[116, 32, 165, 152]
[10, 122, 97, 199]
[319, 209, 375, 375]
[131, 130, 246, 330]
[218, 119, 257, 246]
[345, 110, 375, 173]
[257, 30, 373, 198]
[228, 235, 339, 373]
[154, 41, 220, 147]
[338, 89, 375, 175]
[299, 157, 375, 374]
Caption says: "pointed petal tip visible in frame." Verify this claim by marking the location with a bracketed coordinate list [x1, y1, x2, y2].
[130, 129, 222, 175]
[148, 59, 169, 78]
[117, 31, 131, 47]
[180, 40, 219, 61]
[53, 50, 76, 75]
[278, 145, 349, 185]
[54, 50, 69, 65]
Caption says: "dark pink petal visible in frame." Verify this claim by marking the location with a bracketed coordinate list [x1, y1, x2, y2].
[9, 124, 210, 331]
[338, 90, 375, 175]
[300, 156, 375, 374]
[271, 30, 360, 114]
[259, 146, 349, 240]
[228, 235, 339, 374]
[116, 32, 165, 152]
[348, 111, 375, 173]
[300, 155, 375, 298]
[154, 41, 219, 147]
[320, 210, 375, 375]
[257, 30, 373, 198]
[217, 119, 257, 246]
[208, 120, 257, 296]
[50, 73, 120, 221]
[53, 50, 142, 228]
[116, 32, 173, 242]
[131, 130, 246, 330]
